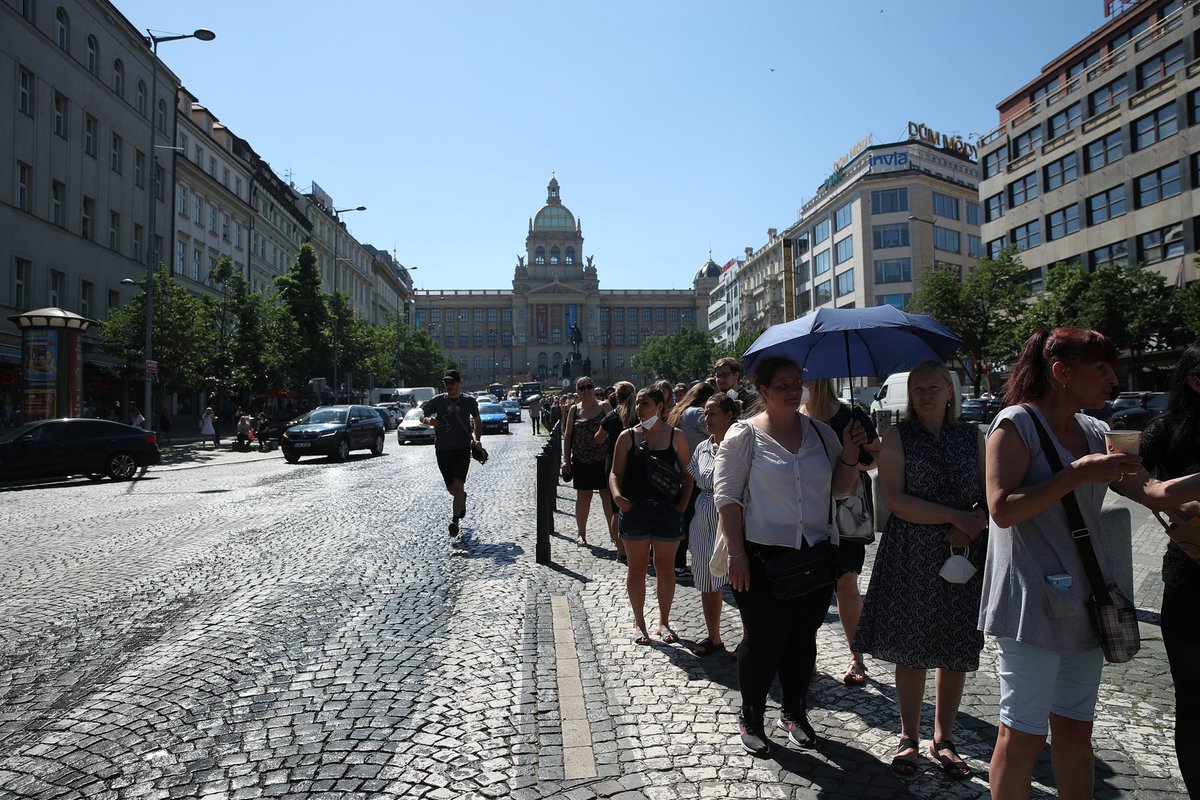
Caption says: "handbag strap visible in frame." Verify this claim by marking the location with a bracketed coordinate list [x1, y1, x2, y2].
[1021, 404, 1113, 605]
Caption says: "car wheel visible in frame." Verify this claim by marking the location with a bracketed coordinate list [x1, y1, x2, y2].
[333, 438, 350, 462]
[284, 451, 300, 464]
[106, 452, 139, 480]
[371, 434, 384, 456]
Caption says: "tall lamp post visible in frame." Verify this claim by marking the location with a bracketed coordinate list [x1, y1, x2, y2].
[330, 205, 366, 401]
[142, 27, 214, 420]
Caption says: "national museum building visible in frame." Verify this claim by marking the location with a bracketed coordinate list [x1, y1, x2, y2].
[412, 177, 717, 388]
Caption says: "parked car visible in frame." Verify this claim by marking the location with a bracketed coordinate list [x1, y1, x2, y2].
[499, 400, 522, 423]
[477, 403, 510, 435]
[0, 418, 161, 482]
[1110, 392, 1169, 430]
[396, 407, 435, 445]
[960, 397, 1005, 424]
[280, 405, 385, 463]
[373, 404, 399, 430]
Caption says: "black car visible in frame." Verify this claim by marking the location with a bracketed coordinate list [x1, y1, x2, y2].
[1110, 392, 1169, 430]
[0, 418, 161, 482]
[960, 398, 1004, 425]
[280, 405, 386, 463]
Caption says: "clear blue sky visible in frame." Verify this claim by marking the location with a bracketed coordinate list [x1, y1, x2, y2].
[115, 0, 1108, 290]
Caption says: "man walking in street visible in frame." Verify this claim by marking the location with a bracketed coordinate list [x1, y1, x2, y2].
[421, 369, 483, 536]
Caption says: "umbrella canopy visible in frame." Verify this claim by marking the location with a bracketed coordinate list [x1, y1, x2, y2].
[742, 305, 963, 381]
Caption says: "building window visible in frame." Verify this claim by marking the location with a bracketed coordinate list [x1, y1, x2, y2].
[613, 307, 623, 322]
[132, 224, 142, 260]
[1009, 173, 1039, 208]
[1135, 162, 1182, 207]
[1068, 51, 1100, 78]
[1031, 78, 1060, 105]
[487, 307, 497, 323]
[968, 234, 983, 257]
[871, 187, 908, 214]
[1047, 102, 1081, 139]
[108, 211, 120, 250]
[136, 80, 146, 116]
[55, 8, 70, 51]
[51, 180, 64, 225]
[192, 249, 201, 281]
[15, 162, 31, 212]
[1111, 16, 1148, 50]
[156, 99, 166, 133]
[834, 202, 852, 232]
[17, 0, 34, 22]
[1012, 126, 1042, 158]
[1044, 152, 1078, 190]
[565, 246, 575, 264]
[501, 308, 512, 323]
[13, 258, 29, 308]
[221, 213, 230, 240]
[654, 307, 665, 322]
[1137, 42, 1184, 89]
[1139, 226, 1185, 264]
[534, 246, 545, 265]
[872, 223, 909, 249]
[53, 92, 67, 137]
[1087, 184, 1127, 224]
[473, 308, 483, 323]
[474, 331, 483, 348]
[208, 206, 216, 233]
[177, 186, 188, 215]
[1046, 204, 1081, 240]
[834, 236, 853, 264]
[931, 191, 960, 220]
[487, 330, 497, 347]
[1088, 75, 1128, 116]
[551, 326, 562, 344]
[84, 115, 97, 157]
[81, 196, 94, 239]
[987, 235, 1009, 259]
[876, 293, 911, 309]
[134, 151, 145, 188]
[813, 218, 830, 245]
[49, 270, 64, 307]
[112, 59, 124, 97]
[80, 280, 93, 318]
[1085, 129, 1123, 172]
[815, 280, 832, 306]
[966, 202, 981, 226]
[934, 226, 961, 253]
[110, 133, 123, 173]
[615, 330, 624, 346]
[1134, 102, 1178, 150]
[549, 246, 560, 265]
[18, 67, 35, 116]
[1090, 240, 1129, 269]
[1012, 220, 1041, 251]
[208, 156, 216, 176]
[985, 192, 1007, 222]
[155, 166, 164, 201]
[982, 147, 1008, 179]
[835, 270, 855, 298]
[874, 258, 912, 284]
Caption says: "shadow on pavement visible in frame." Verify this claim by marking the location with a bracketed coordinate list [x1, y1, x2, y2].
[538, 561, 592, 583]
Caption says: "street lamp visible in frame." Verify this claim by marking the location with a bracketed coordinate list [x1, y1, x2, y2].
[331, 206, 366, 400]
[142, 26, 214, 421]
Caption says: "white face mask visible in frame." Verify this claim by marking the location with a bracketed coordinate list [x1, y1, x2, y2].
[939, 547, 977, 584]
[641, 414, 659, 430]
[726, 389, 738, 402]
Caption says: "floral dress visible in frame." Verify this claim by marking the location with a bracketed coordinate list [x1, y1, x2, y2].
[852, 420, 986, 671]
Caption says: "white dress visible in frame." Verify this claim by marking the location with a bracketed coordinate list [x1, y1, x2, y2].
[201, 415, 215, 436]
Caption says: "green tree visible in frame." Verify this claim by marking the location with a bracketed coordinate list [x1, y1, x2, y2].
[632, 328, 715, 383]
[908, 247, 1029, 394]
[274, 243, 330, 388]
[99, 264, 215, 405]
[715, 326, 765, 369]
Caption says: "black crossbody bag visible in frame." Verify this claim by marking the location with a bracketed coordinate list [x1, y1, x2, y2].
[758, 418, 842, 600]
[1023, 405, 1140, 663]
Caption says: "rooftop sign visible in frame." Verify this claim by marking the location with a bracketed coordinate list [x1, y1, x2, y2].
[907, 120, 977, 161]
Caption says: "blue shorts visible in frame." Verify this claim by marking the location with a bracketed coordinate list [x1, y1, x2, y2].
[996, 637, 1104, 736]
[618, 503, 683, 542]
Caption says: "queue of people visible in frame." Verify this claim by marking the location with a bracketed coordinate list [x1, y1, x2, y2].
[550, 328, 1197, 798]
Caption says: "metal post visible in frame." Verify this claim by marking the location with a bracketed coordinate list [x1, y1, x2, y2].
[142, 38, 160, 423]
[535, 439, 556, 564]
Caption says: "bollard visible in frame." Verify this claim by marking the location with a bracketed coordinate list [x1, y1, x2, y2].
[535, 441, 555, 564]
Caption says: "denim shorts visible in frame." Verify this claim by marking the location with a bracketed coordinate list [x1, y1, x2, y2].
[618, 502, 683, 542]
[996, 637, 1104, 735]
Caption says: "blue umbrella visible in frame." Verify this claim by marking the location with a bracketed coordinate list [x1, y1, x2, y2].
[742, 305, 963, 381]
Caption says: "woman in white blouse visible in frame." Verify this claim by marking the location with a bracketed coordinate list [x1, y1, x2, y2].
[715, 355, 865, 757]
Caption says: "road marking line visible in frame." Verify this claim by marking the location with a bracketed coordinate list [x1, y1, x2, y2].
[551, 594, 597, 779]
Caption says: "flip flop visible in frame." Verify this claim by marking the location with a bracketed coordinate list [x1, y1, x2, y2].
[634, 629, 651, 645]
[929, 740, 972, 780]
[658, 628, 680, 644]
[694, 637, 725, 657]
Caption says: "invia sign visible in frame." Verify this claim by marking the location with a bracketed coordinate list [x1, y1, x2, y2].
[868, 150, 909, 171]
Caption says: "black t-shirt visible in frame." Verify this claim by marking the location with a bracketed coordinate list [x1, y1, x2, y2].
[1141, 417, 1200, 590]
[422, 393, 479, 451]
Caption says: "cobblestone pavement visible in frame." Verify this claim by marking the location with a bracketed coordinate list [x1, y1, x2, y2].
[0, 426, 1185, 799]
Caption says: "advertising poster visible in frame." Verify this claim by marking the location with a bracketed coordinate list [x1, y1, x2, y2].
[565, 304, 577, 332]
[22, 329, 59, 421]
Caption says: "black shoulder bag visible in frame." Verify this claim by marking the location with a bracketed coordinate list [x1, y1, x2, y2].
[759, 417, 843, 600]
[638, 426, 683, 500]
[1023, 405, 1140, 663]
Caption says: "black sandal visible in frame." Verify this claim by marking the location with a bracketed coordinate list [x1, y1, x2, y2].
[890, 737, 920, 777]
[929, 740, 971, 780]
[693, 637, 726, 657]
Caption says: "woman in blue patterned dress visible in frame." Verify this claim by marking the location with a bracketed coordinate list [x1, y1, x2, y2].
[686, 392, 740, 656]
[853, 361, 987, 780]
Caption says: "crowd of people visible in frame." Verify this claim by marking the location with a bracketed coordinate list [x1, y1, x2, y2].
[468, 328, 1199, 798]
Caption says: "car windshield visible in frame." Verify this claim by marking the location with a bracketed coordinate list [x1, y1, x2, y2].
[404, 408, 424, 421]
[301, 408, 348, 425]
[479, 404, 503, 414]
[501, 401, 517, 408]
[0, 422, 41, 444]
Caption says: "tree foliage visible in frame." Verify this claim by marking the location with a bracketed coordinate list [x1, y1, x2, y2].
[274, 243, 331, 387]
[631, 328, 716, 383]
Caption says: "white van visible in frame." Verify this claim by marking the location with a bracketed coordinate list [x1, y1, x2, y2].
[394, 387, 437, 408]
[870, 370, 963, 417]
